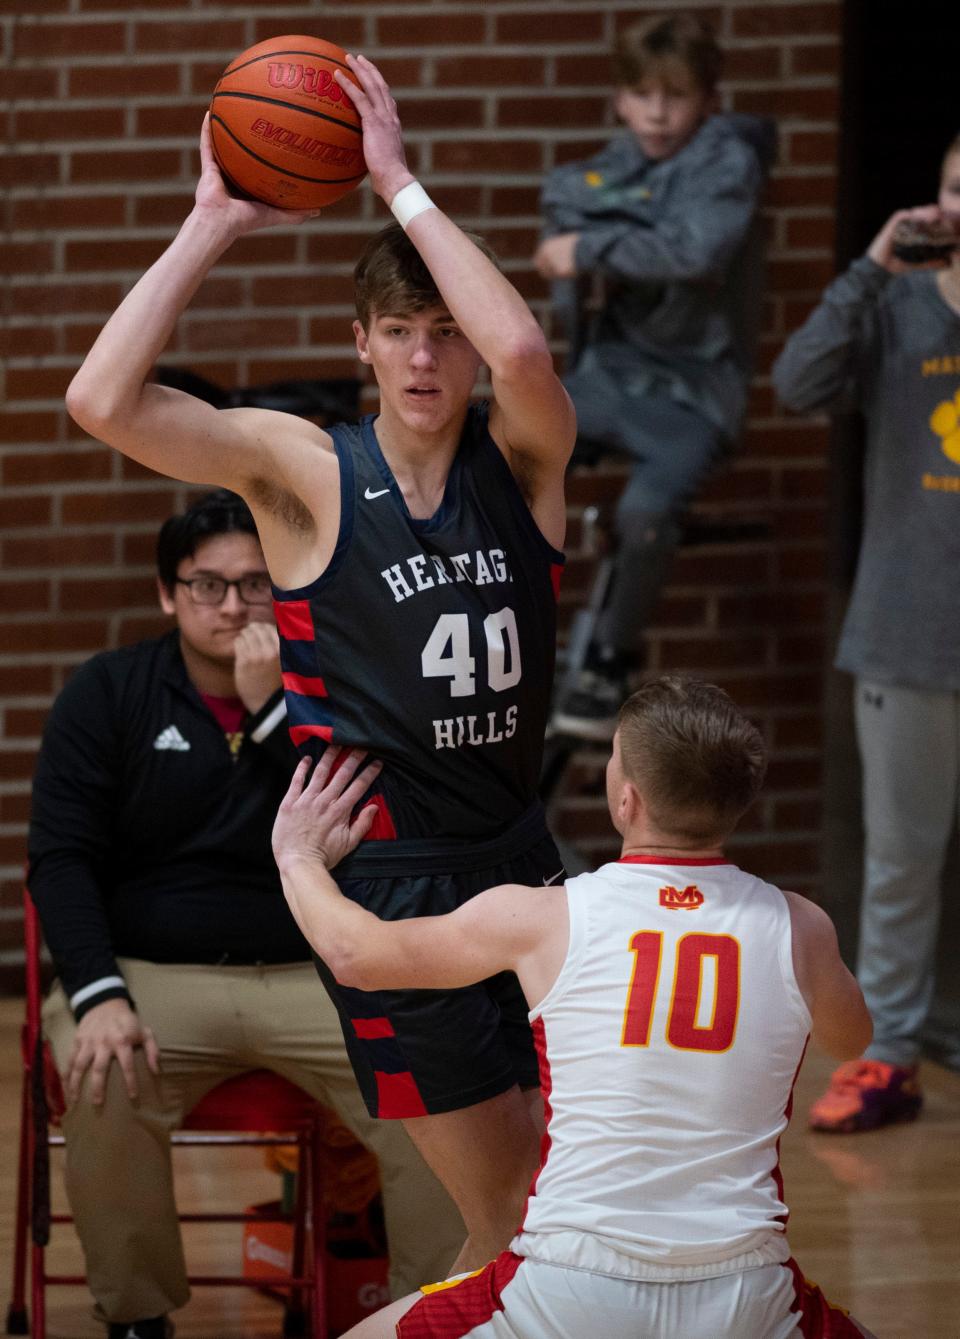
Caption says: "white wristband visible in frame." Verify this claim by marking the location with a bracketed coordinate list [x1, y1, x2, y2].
[390, 181, 436, 231]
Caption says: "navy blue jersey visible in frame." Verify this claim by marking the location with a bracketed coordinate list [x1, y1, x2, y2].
[273, 404, 564, 843]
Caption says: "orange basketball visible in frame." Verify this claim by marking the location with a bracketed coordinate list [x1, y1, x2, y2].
[209, 35, 366, 211]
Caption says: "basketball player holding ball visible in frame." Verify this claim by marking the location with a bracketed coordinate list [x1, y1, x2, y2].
[67, 50, 577, 1276]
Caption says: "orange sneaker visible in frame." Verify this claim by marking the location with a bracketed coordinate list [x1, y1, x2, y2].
[808, 1059, 922, 1132]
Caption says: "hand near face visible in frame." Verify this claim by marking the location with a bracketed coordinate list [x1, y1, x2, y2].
[233, 620, 282, 713]
[868, 204, 953, 273]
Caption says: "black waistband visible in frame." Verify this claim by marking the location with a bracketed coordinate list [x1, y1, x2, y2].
[333, 801, 552, 879]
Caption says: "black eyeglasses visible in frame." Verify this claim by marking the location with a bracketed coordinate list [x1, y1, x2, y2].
[175, 574, 273, 606]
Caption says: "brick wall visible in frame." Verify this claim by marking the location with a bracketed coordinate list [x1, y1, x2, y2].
[1, 0, 842, 974]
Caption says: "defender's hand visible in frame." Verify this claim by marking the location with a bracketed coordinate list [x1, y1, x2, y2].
[234, 621, 282, 714]
[534, 233, 580, 280]
[65, 997, 160, 1108]
[273, 749, 383, 871]
[335, 54, 414, 205]
[195, 112, 319, 234]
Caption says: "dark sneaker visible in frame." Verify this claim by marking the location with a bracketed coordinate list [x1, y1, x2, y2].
[808, 1060, 922, 1133]
[551, 665, 626, 742]
[108, 1319, 174, 1339]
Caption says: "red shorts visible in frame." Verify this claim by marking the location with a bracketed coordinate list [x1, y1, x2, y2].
[396, 1251, 873, 1339]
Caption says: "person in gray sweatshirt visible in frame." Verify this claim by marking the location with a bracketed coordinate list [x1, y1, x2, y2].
[773, 131, 960, 1133]
[534, 10, 776, 741]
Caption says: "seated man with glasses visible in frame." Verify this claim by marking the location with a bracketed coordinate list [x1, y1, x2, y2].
[28, 489, 462, 1339]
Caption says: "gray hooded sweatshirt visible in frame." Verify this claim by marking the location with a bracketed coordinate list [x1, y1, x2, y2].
[540, 113, 777, 441]
[773, 256, 960, 689]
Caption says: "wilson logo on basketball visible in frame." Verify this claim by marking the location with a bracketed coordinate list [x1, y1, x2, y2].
[659, 884, 705, 911]
[249, 118, 363, 169]
[267, 62, 347, 104]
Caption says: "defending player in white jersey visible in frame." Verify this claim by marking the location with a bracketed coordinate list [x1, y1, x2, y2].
[272, 675, 876, 1339]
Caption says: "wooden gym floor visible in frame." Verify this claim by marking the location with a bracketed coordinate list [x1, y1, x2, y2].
[0, 998, 957, 1338]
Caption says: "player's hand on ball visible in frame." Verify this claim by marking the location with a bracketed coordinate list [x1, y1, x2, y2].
[335, 54, 414, 204]
[273, 748, 383, 870]
[195, 113, 319, 232]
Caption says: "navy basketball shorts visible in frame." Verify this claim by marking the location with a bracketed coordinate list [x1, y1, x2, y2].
[313, 811, 565, 1119]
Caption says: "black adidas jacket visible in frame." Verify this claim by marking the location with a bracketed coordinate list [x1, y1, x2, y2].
[28, 632, 309, 1020]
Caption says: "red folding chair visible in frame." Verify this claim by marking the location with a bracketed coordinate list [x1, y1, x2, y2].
[7, 889, 329, 1338]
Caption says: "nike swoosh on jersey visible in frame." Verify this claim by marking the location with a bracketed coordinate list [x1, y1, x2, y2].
[542, 868, 565, 886]
[364, 486, 390, 500]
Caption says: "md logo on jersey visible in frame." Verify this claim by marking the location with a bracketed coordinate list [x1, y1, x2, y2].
[659, 884, 704, 911]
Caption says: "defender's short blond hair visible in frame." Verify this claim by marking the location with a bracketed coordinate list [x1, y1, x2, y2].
[617, 676, 766, 843]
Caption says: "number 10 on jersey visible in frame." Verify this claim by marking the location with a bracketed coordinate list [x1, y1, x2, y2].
[621, 931, 741, 1054]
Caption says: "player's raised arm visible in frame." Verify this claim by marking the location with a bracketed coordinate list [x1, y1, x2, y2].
[337, 55, 576, 510]
[65, 116, 323, 496]
[272, 749, 567, 1002]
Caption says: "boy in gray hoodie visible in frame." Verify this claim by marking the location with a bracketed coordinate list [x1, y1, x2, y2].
[535, 11, 775, 740]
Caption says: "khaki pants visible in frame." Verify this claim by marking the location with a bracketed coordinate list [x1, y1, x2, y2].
[43, 959, 463, 1325]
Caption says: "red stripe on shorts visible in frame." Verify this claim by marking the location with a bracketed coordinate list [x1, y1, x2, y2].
[375, 1070, 428, 1118]
[398, 1252, 524, 1338]
[352, 1017, 395, 1040]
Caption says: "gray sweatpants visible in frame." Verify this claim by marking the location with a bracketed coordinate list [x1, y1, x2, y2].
[854, 678, 960, 1066]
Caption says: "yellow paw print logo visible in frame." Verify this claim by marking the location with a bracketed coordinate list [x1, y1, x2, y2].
[931, 390, 960, 464]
